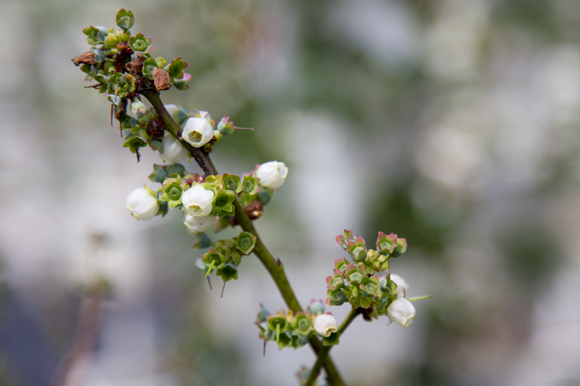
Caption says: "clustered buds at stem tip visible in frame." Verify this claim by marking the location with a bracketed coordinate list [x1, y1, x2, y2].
[256, 161, 288, 190]
[313, 313, 337, 337]
[387, 298, 416, 328]
[182, 116, 213, 148]
[125, 187, 158, 221]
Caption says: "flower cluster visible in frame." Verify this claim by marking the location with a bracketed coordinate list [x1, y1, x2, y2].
[327, 230, 416, 328]
[256, 301, 340, 350]
[194, 232, 256, 284]
[125, 160, 288, 287]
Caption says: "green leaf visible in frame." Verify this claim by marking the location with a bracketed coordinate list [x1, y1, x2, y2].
[322, 332, 339, 347]
[166, 162, 186, 177]
[192, 233, 212, 250]
[148, 164, 167, 183]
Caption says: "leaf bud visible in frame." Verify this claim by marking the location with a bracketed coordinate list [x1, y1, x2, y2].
[242, 175, 260, 195]
[115, 9, 135, 31]
[308, 299, 325, 315]
[223, 174, 242, 193]
[292, 313, 313, 336]
[392, 238, 407, 257]
[236, 231, 257, 255]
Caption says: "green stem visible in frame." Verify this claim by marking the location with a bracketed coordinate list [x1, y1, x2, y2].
[142, 91, 346, 386]
[306, 308, 361, 386]
[407, 295, 431, 302]
[305, 346, 330, 386]
[205, 259, 215, 278]
[338, 307, 362, 335]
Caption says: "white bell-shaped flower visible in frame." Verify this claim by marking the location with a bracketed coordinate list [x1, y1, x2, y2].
[125, 187, 159, 221]
[387, 298, 416, 328]
[390, 274, 409, 298]
[313, 313, 338, 337]
[160, 132, 188, 164]
[256, 161, 288, 189]
[182, 114, 213, 148]
[182, 184, 214, 217]
[184, 214, 215, 234]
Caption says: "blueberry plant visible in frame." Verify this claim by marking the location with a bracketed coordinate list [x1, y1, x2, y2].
[72, 10, 428, 386]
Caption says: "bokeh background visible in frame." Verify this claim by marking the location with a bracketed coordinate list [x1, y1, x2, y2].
[2, 0, 580, 385]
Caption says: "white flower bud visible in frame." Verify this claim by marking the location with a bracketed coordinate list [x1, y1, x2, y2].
[182, 184, 214, 217]
[125, 187, 159, 221]
[313, 313, 338, 337]
[160, 132, 188, 164]
[390, 274, 409, 298]
[387, 298, 416, 328]
[164, 104, 179, 120]
[182, 116, 213, 148]
[184, 214, 215, 234]
[256, 161, 288, 189]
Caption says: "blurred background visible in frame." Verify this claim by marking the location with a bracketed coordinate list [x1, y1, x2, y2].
[2, 0, 580, 385]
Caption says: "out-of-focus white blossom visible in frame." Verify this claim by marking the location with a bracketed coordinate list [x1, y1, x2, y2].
[390, 274, 409, 297]
[256, 161, 288, 189]
[313, 313, 338, 337]
[164, 104, 179, 120]
[182, 114, 213, 148]
[160, 132, 188, 164]
[183, 214, 214, 234]
[182, 184, 214, 217]
[125, 187, 159, 221]
[387, 298, 416, 328]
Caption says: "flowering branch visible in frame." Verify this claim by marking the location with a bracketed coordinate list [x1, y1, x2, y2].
[144, 93, 346, 386]
[72, 10, 427, 386]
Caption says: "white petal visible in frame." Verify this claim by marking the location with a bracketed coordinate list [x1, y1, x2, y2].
[184, 214, 215, 234]
[313, 314, 338, 337]
[387, 298, 416, 328]
[160, 132, 188, 164]
[182, 185, 214, 217]
[390, 274, 409, 297]
[182, 117, 214, 148]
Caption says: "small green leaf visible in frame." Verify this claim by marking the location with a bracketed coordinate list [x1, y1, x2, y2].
[148, 164, 167, 183]
[322, 332, 339, 347]
[166, 163, 185, 177]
